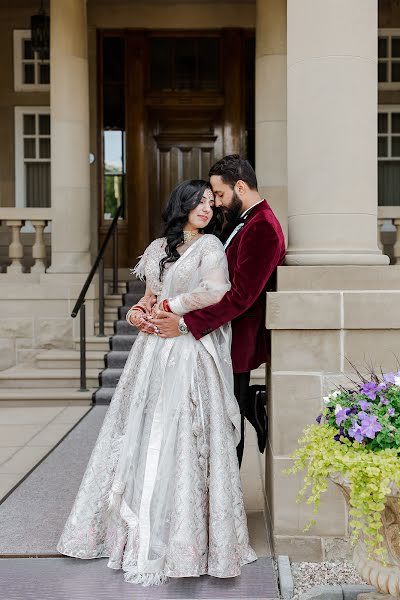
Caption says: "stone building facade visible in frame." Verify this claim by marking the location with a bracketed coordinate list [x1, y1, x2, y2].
[1, 0, 400, 561]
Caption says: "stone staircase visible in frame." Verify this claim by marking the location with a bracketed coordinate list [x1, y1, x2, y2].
[93, 279, 145, 404]
[0, 277, 265, 405]
[0, 279, 144, 405]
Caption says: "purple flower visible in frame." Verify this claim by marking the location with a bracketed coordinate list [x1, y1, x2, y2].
[334, 427, 349, 443]
[388, 408, 395, 417]
[377, 382, 388, 392]
[357, 411, 368, 419]
[360, 415, 382, 439]
[316, 414, 322, 424]
[348, 421, 364, 443]
[380, 397, 389, 405]
[383, 373, 396, 384]
[335, 407, 350, 426]
[360, 382, 378, 400]
[358, 400, 372, 411]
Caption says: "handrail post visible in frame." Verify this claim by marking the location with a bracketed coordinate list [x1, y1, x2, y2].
[98, 257, 105, 337]
[79, 302, 88, 391]
[112, 225, 118, 294]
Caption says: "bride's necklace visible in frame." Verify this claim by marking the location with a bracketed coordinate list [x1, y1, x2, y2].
[183, 230, 201, 244]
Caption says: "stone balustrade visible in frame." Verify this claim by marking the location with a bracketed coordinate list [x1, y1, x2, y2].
[378, 207, 400, 264]
[0, 209, 52, 274]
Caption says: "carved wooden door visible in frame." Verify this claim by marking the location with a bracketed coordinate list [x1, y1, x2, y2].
[147, 108, 224, 240]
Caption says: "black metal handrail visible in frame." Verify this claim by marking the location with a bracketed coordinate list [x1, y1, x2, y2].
[71, 202, 124, 392]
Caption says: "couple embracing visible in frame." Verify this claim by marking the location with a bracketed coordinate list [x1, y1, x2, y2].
[57, 155, 286, 586]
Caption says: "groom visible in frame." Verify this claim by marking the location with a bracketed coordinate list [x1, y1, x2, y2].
[153, 155, 285, 465]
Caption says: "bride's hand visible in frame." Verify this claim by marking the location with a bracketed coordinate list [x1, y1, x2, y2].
[127, 309, 158, 335]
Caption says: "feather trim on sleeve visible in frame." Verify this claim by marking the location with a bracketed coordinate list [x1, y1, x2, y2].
[130, 254, 146, 281]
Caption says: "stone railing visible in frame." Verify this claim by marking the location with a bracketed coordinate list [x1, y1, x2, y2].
[378, 207, 400, 264]
[0, 208, 52, 274]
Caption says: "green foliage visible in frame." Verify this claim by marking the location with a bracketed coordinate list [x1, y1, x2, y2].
[287, 423, 400, 560]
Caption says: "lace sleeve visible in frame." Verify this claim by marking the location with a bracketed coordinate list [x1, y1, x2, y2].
[168, 237, 230, 315]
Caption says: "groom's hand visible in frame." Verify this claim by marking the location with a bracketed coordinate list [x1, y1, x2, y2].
[151, 312, 181, 338]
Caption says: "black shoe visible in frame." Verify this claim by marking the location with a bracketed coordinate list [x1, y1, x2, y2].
[245, 385, 268, 454]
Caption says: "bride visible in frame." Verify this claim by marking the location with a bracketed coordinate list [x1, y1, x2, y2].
[57, 179, 257, 586]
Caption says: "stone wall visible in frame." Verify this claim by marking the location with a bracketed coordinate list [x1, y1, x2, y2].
[266, 265, 400, 561]
[0, 274, 97, 370]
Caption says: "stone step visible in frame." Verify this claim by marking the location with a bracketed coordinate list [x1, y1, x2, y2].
[123, 292, 147, 306]
[0, 388, 94, 406]
[0, 366, 100, 389]
[99, 368, 122, 388]
[74, 336, 110, 352]
[110, 334, 137, 351]
[104, 294, 123, 308]
[94, 321, 115, 335]
[93, 387, 115, 405]
[106, 351, 129, 369]
[128, 280, 146, 294]
[36, 350, 106, 370]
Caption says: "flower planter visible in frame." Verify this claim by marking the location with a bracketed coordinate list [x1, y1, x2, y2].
[332, 473, 400, 598]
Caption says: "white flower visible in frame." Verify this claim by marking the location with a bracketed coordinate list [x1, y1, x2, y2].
[394, 376, 400, 387]
[335, 404, 342, 415]
[331, 390, 341, 398]
[323, 396, 330, 404]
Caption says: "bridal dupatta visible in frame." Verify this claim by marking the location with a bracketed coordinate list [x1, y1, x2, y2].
[108, 234, 241, 583]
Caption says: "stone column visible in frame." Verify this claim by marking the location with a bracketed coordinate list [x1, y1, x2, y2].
[256, 0, 287, 239]
[286, 0, 388, 265]
[48, 0, 91, 273]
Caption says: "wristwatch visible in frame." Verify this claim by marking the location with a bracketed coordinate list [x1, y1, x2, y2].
[178, 317, 189, 335]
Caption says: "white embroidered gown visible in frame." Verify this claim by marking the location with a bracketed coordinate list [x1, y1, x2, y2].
[57, 234, 257, 586]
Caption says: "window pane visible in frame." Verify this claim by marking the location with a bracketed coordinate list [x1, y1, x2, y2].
[104, 174, 124, 219]
[23, 63, 35, 84]
[104, 131, 124, 174]
[392, 113, 400, 134]
[103, 83, 125, 129]
[39, 114, 50, 135]
[378, 161, 400, 205]
[378, 136, 388, 157]
[378, 37, 388, 59]
[103, 37, 125, 82]
[39, 138, 50, 159]
[392, 61, 400, 82]
[378, 61, 388, 82]
[24, 138, 36, 159]
[39, 63, 50, 84]
[392, 137, 400, 157]
[378, 112, 388, 134]
[174, 38, 196, 90]
[25, 163, 50, 207]
[23, 39, 34, 60]
[392, 37, 400, 58]
[150, 38, 172, 90]
[23, 114, 35, 135]
[198, 38, 220, 90]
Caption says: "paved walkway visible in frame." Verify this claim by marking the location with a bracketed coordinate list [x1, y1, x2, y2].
[0, 405, 90, 501]
[0, 403, 273, 598]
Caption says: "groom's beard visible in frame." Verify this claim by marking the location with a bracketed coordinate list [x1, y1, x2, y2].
[224, 190, 243, 224]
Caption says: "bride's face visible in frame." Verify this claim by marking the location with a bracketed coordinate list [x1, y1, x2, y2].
[186, 189, 215, 231]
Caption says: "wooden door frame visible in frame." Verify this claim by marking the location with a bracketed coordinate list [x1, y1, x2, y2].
[97, 28, 252, 265]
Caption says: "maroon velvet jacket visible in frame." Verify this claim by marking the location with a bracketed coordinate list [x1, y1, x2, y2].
[184, 200, 286, 373]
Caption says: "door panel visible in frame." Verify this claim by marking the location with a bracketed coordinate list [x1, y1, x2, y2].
[148, 108, 223, 240]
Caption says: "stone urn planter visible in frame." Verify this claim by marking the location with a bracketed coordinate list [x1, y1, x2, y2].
[331, 473, 400, 599]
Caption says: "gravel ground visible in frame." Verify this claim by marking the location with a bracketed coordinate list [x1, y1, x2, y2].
[291, 561, 364, 598]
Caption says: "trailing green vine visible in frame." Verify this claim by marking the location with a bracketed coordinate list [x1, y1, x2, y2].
[287, 372, 400, 561]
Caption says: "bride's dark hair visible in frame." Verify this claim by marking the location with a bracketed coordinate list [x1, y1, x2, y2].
[159, 179, 223, 280]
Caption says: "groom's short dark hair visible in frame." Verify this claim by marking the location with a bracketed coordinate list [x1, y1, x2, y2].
[209, 154, 258, 190]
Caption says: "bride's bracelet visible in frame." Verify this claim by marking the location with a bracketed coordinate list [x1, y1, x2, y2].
[126, 306, 145, 325]
[161, 299, 172, 313]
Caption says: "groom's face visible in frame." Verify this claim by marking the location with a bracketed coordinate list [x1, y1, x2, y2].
[210, 175, 243, 224]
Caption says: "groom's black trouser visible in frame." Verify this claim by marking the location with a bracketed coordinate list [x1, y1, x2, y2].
[233, 371, 251, 468]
